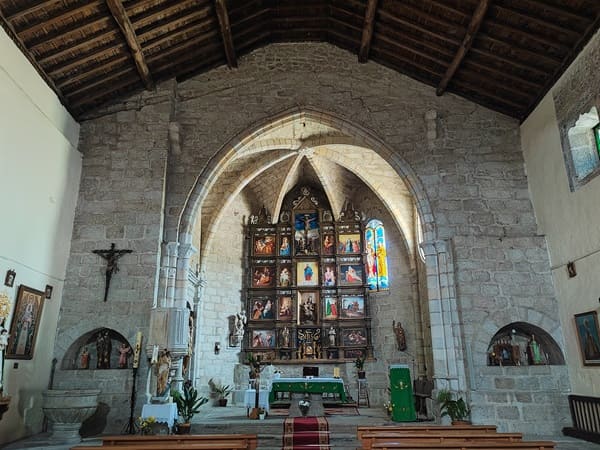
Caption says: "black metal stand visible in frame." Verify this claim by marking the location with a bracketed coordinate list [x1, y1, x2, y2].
[123, 367, 139, 434]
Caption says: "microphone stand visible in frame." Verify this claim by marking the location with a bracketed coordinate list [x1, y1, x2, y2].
[123, 366, 139, 434]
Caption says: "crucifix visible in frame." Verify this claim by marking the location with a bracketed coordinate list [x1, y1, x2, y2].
[93, 243, 133, 302]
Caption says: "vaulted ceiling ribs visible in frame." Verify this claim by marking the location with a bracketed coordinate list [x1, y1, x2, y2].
[0, 0, 597, 121]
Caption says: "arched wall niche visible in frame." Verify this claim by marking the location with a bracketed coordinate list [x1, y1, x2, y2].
[61, 328, 132, 370]
[486, 321, 565, 366]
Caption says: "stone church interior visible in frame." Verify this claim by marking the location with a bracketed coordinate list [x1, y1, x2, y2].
[0, 0, 599, 448]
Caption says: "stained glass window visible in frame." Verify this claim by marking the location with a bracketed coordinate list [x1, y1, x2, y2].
[365, 219, 389, 291]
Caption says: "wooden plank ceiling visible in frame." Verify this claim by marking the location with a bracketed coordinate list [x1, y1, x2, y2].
[1, 0, 598, 121]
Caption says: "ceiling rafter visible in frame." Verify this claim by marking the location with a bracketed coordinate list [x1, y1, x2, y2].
[490, 3, 580, 39]
[47, 41, 127, 77]
[27, 15, 112, 51]
[358, 0, 377, 63]
[137, 8, 210, 43]
[500, 0, 591, 25]
[143, 18, 213, 53]
[0, 4, 71, 112]
[5, 0, 64, 22]
[106, 0, 154, 90]
[70, 75, 141, 107]
[38, 28, 120, 65]
[437, 0, 490, 96]
[16, 1, 104, 37]
[57, 54, 130, 89]
[131, 0, 206, 31]
[214, 0, 237, 68]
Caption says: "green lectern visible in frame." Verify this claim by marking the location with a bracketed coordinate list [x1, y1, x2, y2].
[389, 364, 416, 422]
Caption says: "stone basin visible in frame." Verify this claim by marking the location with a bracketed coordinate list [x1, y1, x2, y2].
[42, 389, 100, 443]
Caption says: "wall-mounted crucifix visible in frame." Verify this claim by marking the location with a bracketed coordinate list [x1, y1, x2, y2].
[93, 243, 133, 302]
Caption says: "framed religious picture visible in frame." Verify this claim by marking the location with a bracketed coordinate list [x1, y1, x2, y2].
[341, 328, 368, 347]
[337, 233, 361, 254]
[322, 264, 336, 287]
[6, 285, 45, 360]
[251, 265, 276, 288]
[253, 234, 276, 256]
[44, 284, 53, 299]
[277, 265, 293, 287]
[279, 235, 292, 257]
[250, 296, 276, 320]
[250, 329, 276, 349]
[344, 348, 365, 359]
[296, 261, 319, 286]
[322, 234, 335, 255]
[339, 263, 364, 286]
[294, 212, 320, 255]
[277, 295, 294, 321]
[574, 311, 600, 365]
[4, 269, 15, 287]
[341, 295, 365, 319]
[322, 296, 339, 320]
[297, 291, 319, 325]
[279, 326, 295, 349]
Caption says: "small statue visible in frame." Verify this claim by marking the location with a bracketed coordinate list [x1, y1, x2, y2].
[527, 334, 543, 365]
[118, 342, 131, 369]
[156, 349, 171, 397]
[235, 310, 247, 338]
[281, 326, 291, 348]
[393, 320, 407, 351]
[328, 326, 336, 346]
[80, 346, 90, 369]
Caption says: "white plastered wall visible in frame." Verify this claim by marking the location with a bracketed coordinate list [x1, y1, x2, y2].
[520, 31, 600, 396]
[0, 28, 82, 444]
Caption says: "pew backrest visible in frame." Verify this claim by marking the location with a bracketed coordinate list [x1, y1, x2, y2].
[370, 440, 555, 450]
[357, 425, 498, 440]
[101, 433, 257, 450]
[360, 432, 523, 449]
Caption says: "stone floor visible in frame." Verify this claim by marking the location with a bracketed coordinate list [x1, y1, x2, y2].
[3, 405, 599, 450]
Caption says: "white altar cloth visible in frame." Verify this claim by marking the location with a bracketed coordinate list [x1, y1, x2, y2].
[141, 402, 178, 427]
[244, 388, 270, 412]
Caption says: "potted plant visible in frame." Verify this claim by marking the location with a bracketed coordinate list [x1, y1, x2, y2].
[172, 381, 208, 434]
[436, 389, 471, 425]
[209, 378, 233, 407]
[354, 355, 366, 379]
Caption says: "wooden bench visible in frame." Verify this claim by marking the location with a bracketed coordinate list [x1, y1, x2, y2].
[360, 432, 523, 450]
[72, 444, 248, 450]
[357, 425, 498, 441]
[370, 441, 555, 450]
[100, 434, 257, 450]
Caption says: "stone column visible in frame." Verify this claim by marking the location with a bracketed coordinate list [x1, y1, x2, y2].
[421, 239, 467, 393]
[174, 242, 197, 309]
[158, 241, 179, 308]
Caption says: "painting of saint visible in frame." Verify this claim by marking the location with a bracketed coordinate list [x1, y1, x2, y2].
[338, 233, 361, 254]
[278, 296, 293, 320]
[298, 291, 319, 325]
[341, 296, 365, 319]
[254, 235, 276, 255]
[252, 266, 275, 288]
[340, 264, 363, 285]
[322, 234, 335, 255]
[278, 266, 292, 287]
[6, 286, 44, 360]
[323, 297, 338, 320]
[295, 212, 320, 255]
[297, 261, 319, 286]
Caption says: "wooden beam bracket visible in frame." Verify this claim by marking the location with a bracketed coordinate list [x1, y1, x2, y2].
[215, 0, 238, 69]
[358, 0, 378, 63]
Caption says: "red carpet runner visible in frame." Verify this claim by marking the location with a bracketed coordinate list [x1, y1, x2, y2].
[282, 417, 330, 450]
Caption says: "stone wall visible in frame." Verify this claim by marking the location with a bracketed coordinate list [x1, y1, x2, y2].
[64, 42, 566, 434]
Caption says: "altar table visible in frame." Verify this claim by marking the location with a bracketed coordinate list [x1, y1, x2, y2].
[269, 377, 346, 403]
[244, 388, 270, 413]
[141, 402, 178, 428]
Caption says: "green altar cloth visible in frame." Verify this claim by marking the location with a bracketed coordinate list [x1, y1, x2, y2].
[389, 364, 416, 422]
[269, 377, 347, 403]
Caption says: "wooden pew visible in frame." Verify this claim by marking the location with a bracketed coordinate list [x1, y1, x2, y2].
[360, 432, 523, 450]
[370, 441, 555, 450]
[100, 434, 257, 450]
[72, 444, 247, 450]
[357, 425, 498, 441]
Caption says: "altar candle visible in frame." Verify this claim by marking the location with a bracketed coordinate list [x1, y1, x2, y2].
[151, 344, 159, 364]
[333, 367, 340, 378]
[133, 331, 142, 368]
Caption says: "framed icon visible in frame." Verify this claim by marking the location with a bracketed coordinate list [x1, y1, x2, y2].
[341, 295, 365, 319]
[297, 261, 319, 286]
[574, 311, 600, 365]
[6, 285, 45, 360]
[298, 291, 319, 325]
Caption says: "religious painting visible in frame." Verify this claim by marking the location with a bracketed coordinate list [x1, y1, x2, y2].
[253, 235, 276, 256]
[322, 264, 336, 287]
[294, 212, 320, 255]
[250, 296, 275, 320]
[296, 261, 319, 286]
[6, 285, 45, 360]
[341, 295, 365, 319]
[574, 311, 600, 365]
[344, 348, 365, 359]
[44, 285, 53, 299]
[279, 326, 294, 349]
[278, 265, 293, 287]
[250, 329, 276, 348]
[4, 269, 15, 287]
[338, 233, 361, 254]
[322, 296, 338, 320]
[322, 234, 335, 255]
[251, 265, 275, 288]
[339, 264, 364, 286]
[277, 295, 294, 321]
[279, 235, 292, 256]
[341, 328, 368, 346]
[298, 291, 319, 325]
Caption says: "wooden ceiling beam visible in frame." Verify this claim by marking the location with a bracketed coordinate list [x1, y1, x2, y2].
[65, 66, 133, 98]
[28, 16, 112, 51]
[503, 0, 591, 25]
[70, 75, 141, 107]
[137, 8, 210, 43]
[0, 5, 71, 112]
[146, 30, 220, 64]
[56, 54, 129, 88]
[131, 1, 208, 31]
[47, 42, 127, 77]
[358, 0, 378, 63]
[106, 0, 154, 90]
[437, 0, 489, 96]
[490, 4, 580, 40]
[6, 0, 63, 22]
[143, 18, 214, 53]
[214, 0, 238, 68]
[16, 1, 103, 37]
[38, 29, 120, 65]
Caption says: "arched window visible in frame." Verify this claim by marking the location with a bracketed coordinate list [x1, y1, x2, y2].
[365, 219, 389, 291]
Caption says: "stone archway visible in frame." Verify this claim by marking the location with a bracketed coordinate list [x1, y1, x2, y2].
[163, 106, 467, 397]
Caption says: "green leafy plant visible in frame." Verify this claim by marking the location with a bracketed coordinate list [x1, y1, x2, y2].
[209, 378, 233, 399]
[354, 355, 365, 370]
[172, 382, 208, 423]
[436, 389, 470, 422]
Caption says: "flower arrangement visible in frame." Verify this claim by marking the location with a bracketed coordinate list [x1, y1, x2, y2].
[137, 415, 156, 435]
[299, 399, 311, 416]
[383, 401, 393, 416]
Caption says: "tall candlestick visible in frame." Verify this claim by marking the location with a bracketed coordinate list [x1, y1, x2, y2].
[132, 331, 142, 368]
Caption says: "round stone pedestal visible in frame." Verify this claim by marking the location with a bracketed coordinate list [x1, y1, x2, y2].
[42, 389, 100, 444]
